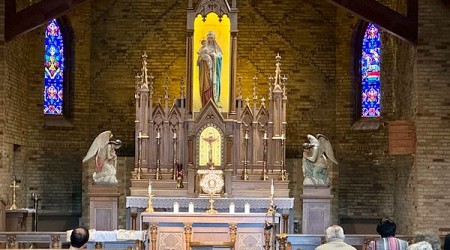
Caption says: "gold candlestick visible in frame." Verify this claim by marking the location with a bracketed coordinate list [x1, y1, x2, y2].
[146, 180, 154, 213]
[9, 176, 19, 210]
[146, 195, 154, 213]
[136, 132, 149, 180]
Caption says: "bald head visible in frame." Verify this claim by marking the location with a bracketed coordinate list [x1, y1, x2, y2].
[70, 227, 89, 248]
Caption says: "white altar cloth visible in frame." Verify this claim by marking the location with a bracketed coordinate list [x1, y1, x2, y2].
[66, 229, 146, 242]
[126, 196, 294, 211]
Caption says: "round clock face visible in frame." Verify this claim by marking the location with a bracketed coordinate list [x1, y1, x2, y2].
[200, 171, 224, 194]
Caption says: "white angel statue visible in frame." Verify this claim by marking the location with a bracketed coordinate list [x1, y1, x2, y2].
[302, 134, 338, 186]
[83, 131, 122, 184]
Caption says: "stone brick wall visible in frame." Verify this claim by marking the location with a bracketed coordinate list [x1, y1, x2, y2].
[0, 0, 7, 207]
[1, 0, 450, 233]
[414, 0, 450, 231]
[333, 1, 417, 233]
[0, 3, 93, 229]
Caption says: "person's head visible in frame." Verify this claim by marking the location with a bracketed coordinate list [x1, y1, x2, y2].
[70, 227, 89, 249]
[376, 218, 397, 237]
[325, 225, 345, 242]
[201, 39, 207, 46]
[407, 241, 433, 250]
[444, 233, 450, 250]
[207, 31, 216, 43]
[412, 230, 441, 250]
[110, 139, 122, 149]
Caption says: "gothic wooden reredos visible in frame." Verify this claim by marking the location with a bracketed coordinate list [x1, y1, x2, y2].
[131, 0, 289, 198]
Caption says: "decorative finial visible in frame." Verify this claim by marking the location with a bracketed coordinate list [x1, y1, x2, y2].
[252, 76, 258, 100]
[149, 74, 154, 97]
[164, 76, 169, 100]
[268, 75, 274, 100]
[261, 97, 266, 107]
[276, 53, 281, 62]
[245, 97, 250, 106]
[282, 74, 288, 99]
[237, 75, 242, 99]
[180, 77, 185, 98]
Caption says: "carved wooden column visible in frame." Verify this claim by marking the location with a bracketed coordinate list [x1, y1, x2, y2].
[186, 30, 194, 114]
[184, 224, 193, 250]
[277, 234, 288, 250]
[263, 227, 271, 250]
[7, 235, 16, 249]
[229, 224, 237, 248]
[282, 214, 289, 233]
[229, 31, 238, 114]
[51, 235, 61, 249]
[139, 54, 151, 169]
[149, 223, 158, 250]
[131, 211, 138, 230]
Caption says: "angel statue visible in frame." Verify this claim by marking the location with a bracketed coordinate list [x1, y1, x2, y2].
[83, 131, 122, 184]
[301, 134, 338, 186]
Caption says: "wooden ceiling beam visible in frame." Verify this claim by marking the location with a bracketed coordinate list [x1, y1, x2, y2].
[5, 0, 88, 42]
[325, 0, 417, 44]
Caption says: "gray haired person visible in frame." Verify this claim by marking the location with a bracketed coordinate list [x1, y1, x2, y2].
[408, 241, 433, 250]
[315, 225, 356, 250]
[412, 230, 441, 250]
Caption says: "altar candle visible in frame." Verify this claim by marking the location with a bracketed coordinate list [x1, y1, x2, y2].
[264, 132, 268, 140]
[229, 203, 235, 214]
[244, 202, 250, 214]
[174, 202, 179, 213]
[244, 132, 249, 140]
[271, 178, 274, 196]
[173, 132, 177, 139]
[157, 131, 160, 139]
[188, 202, 194, 213]
[148, 181, 152, 194]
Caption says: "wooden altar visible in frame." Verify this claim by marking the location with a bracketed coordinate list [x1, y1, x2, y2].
[141, 212, 279, 250]
[130, 0, 288, 194]
[127, 0, 294, 237]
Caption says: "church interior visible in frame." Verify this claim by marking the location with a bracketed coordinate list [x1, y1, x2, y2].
[1, 0, 450, 248]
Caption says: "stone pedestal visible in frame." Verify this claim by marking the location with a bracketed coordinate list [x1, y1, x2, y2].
[88, 184, 119, 230]
[5, 209, 28, 231]
[301, 186, 333, 234]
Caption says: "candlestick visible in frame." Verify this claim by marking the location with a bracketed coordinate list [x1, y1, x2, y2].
[173, 202, 179, 213]
[244, 203, 250, 214]
[229, 203, 235, 214]
[271, 178, 274, 196]
[188, 202, 194, 213]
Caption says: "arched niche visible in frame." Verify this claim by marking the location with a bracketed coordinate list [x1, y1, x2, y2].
[186, 0, 238, 114]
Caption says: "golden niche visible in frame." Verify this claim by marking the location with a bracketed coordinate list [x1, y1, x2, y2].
[198, 126, 222, 167]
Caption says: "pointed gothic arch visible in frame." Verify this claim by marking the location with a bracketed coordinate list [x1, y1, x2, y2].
[44, 17, 73, 118]
[353, 21, 382, 120]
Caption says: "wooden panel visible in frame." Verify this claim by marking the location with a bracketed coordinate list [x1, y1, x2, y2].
[325, 0, 417, 44]
[389, 121, 416, 155]
[6, 210, 28, 231]
[5, 0, 88, 41]
[0, 200, 5, 231]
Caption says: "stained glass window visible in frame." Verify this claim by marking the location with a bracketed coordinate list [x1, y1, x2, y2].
[361, 23, 381, 118]
[44, 19, 64, 115]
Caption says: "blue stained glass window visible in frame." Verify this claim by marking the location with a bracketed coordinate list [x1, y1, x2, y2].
[361, 23, 381, 118]
[44, 19, 64, 115]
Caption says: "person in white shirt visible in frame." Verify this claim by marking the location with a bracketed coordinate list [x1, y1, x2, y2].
[315, 225, 357, 250]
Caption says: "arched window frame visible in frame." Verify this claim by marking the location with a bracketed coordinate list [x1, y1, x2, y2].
[44, 17, 74, 122]
[353, 21, 382, 122]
